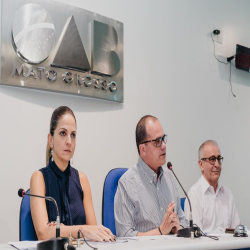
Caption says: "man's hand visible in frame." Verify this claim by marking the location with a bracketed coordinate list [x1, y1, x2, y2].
[171, 213, 182, 234]
[160, 201, 176, 235]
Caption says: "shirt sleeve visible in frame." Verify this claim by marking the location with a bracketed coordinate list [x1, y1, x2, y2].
[230, 193, 241, 228]
[114, 179, 138, 237]
[174, 188, 188, 228]
[178, 204, 189, 228]
[169, 173, 188, 228]
[184, 189, 203, 230]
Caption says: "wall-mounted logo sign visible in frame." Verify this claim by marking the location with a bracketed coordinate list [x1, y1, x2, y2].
[12, 3, 55, 64]
[1, 0, 123, 102]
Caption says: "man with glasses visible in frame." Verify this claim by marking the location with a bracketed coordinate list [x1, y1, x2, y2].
[114, 115, 188, 237]
[184, 140, 240, 232]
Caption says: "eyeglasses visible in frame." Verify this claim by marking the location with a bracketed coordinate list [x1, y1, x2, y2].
[201, 156, 224, 165]
[140, 134, 167, 147]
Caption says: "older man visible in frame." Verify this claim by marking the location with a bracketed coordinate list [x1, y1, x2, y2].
[184, 140, 240, 233]
[114, 115, 188, 237]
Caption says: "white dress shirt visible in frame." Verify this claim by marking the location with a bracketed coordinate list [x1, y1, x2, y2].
[184, 175, 240, 233]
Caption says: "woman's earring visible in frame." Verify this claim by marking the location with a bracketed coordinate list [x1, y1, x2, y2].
[51, 149, 53, 162]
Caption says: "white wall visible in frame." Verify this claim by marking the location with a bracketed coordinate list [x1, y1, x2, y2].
[1, 0, 250, 243]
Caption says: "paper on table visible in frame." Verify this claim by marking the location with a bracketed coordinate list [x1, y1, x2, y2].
[85, 238, 129, 246]
[8, 241, 42, 250]
[206, 232, 233, 237]
[78, 235, 177, 246]
[117, 235, 178, 241]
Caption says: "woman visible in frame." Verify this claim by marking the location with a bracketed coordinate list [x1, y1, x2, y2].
[30, 106, 114, 241]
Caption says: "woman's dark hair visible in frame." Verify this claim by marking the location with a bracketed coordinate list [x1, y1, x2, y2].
[46, 106, 76, 165]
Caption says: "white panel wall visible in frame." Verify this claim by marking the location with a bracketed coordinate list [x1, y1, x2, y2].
[1, 0, 250, 243]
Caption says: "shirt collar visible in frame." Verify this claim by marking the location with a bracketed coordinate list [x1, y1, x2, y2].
[216, 181, 223, 194]
[138, 156, 163, 184]
[199, 175, 223, 195]
[49, 160, 71, 180]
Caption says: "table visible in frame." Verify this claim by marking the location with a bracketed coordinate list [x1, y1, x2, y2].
[82, 234, 250, 250]
[1, 233, 250, 250]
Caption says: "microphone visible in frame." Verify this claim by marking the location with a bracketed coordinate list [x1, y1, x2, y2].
[167, 162, 193, 228]
[18, 188, 76, 250]
[18, 188, 60, 238]
[167, 162, 199, 238]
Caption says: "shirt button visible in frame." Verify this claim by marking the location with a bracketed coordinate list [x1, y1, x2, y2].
[150, 181, 152, 184]
[153, 174, 156, 177]
[161, 207, 163, 211]
[157, 187, 159, 191]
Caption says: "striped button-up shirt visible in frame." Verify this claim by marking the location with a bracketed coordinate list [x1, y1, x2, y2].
[114, 157, 188, 237]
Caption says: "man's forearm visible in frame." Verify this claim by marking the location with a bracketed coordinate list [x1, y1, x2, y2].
[137, 228, 162, 236]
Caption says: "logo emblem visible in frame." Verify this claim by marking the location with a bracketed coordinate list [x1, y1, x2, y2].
[51, 15, 90, 72]
[12, 3, 55, 64]
[92, 20, 120, 77]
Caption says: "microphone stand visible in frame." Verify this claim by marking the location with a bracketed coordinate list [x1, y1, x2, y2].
[167, 168, 193, 228]
[167, 163, 194, 238]
[18, 189, 75, 250]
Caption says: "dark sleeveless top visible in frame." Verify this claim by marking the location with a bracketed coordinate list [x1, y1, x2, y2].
[39, 160, 86, 225]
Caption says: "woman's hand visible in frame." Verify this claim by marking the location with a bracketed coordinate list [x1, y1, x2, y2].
[80, 225, 116, 242]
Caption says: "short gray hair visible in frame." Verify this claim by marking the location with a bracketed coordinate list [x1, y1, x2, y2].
[198, 140, 219, 159]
